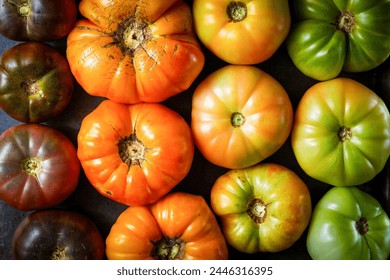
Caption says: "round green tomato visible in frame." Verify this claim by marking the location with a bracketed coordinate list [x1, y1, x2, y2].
[210, 163, 312, 254]
[292, 78, 390, 187]
[307, 186, 390, 260]
[286, 0, 390, 80]
[0, 42, 74, 123]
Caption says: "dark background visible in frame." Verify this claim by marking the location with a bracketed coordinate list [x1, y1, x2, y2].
[0, 0, 389, 260]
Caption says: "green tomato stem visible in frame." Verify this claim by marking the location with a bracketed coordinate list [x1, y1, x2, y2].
[227, 1, 248, 23]
[231, 112, 246, 127]
[338, 125, 352, 142]
[20, 157, 42, 177]
[355, 217, 369, 235]
[18, 3, 31, 17]
[151, 237, 185, 260]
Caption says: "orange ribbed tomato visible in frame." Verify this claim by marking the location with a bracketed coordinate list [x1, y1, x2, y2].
[66, 0, 204, 104]
[106, 192, 228, 260]
[77, 100, 194, 206]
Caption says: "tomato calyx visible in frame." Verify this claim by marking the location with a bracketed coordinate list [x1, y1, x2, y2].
[247, 198, 267, 224]
[338, 125, 353, 142]
[113, 7, 152, 59]
[20, 157, 42, 177]
[231, 112, 246, 127]
[118, 131, 148, 167]
[227, 1, 248, 23]
[7, 1, 31, 18]
[335, 10, 356, 33]
[21, 79, 42, 97]
[50, 245, 68, 260]
[355, 217, 369, 235]
[151, 237, 185, 260]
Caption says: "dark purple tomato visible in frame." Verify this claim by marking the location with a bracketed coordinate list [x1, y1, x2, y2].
[12, 209, 105, 260]
[0, 124, 80, 211]
[0, 0, 77, 41]
[0, 42, 74, 123]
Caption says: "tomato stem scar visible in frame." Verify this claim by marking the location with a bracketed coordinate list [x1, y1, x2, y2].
[227, 1, 248, 23]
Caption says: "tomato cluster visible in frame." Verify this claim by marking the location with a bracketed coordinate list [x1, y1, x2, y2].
[0, 0, 389, 260]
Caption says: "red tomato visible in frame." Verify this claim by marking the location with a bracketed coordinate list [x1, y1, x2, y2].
[0, 124, 80, 211]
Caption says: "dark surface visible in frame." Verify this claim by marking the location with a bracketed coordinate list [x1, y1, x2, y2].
[0, 0, 389, 260]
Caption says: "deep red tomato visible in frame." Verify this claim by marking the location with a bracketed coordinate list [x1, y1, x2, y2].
[77, 100, 194, 206]
[0, 124, 80, 211]
[0, 0, 77, 41]
[106, 192, 228, 260]
[191, 65, 293, 169]
[0, 42, 74, 123]
[12, 209, 105, 260]
[192, 0, 291, 64]
[66, 0, 204, 104]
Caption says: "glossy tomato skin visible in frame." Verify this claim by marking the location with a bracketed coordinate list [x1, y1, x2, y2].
[286, 0, 390, 80]
[105, 192, 228, 260]
[66, 0, 204, 104]
[292, 78, 390, 187]
[192, 0, 290, 64]
[12, 209, 105, 260]
[210, 163, 312, 253]
[0, 0, 77, 41]
[306, 186, 390, 260]
[191, 65, 293, 169]
[77, 100, 194, 206]
[0, 124, 80, 211]
[0, 42, 74, 123]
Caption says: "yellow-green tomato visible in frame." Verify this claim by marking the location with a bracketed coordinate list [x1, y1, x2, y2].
[292, 78, 390, 187]
[192, 0, 291, 64]
[307, 186, 390, 260]
[210, 163, 312, 253]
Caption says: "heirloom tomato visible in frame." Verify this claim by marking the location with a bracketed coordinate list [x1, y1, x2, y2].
[286, 0, 390, 80]
[0, 124, 80, 211]
[105, 192, 228, 260]
[77, 100, 194, 206]
[191, 65, 293, 169]
[66, 0, 204, 104]
[12, 209, 105, 260]
[0, 0, 77, 41]
[210, 163, 312, 253]
[306, 186, 390, 260]
[0, 42, 74, 123]
[291, 78, 390, 187]
[192, 0, 291, 64]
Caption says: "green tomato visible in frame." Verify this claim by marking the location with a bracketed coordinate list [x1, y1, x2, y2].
[307, 186, 390, 260]
[286, 0, 390, 80]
